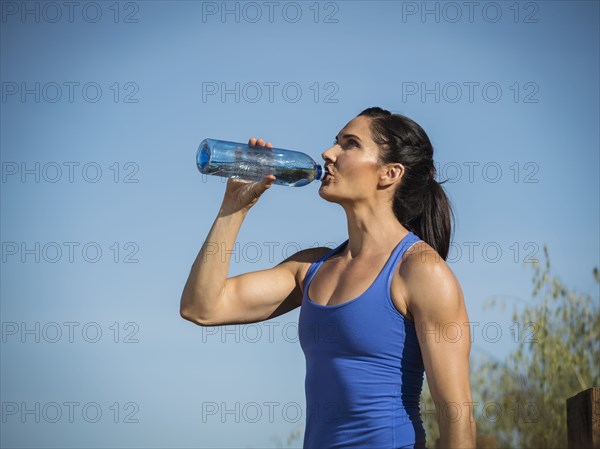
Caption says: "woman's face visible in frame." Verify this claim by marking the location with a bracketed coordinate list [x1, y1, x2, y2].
[319, 115, 386, 204]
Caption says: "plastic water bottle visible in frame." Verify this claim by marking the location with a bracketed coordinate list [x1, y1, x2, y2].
[197, 138, 327, 187]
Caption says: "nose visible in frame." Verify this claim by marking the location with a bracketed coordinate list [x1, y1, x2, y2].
[321, 144, 337, 165]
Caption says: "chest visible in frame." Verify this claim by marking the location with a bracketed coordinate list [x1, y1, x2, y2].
[305, 256, 413, 320]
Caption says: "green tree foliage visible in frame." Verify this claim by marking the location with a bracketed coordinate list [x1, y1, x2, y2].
[268, 424, 303, 448]
[422, 245, 599, 448]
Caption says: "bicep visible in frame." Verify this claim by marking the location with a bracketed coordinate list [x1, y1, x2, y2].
[222, 262, 302, 325]
[204, 247, 331, 326]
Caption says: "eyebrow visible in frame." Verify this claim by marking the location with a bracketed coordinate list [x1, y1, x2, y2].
[335, 133, 362, 142]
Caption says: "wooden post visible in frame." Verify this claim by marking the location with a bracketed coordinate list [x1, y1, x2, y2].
[567, 387, 600, 449]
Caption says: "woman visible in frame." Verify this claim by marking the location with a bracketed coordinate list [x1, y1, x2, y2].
[180, 107, 476, 449]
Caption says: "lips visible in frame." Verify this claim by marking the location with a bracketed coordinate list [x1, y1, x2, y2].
[321, 172, 334, 183]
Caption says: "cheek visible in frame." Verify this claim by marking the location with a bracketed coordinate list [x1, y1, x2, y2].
[340, 158, 379, 184]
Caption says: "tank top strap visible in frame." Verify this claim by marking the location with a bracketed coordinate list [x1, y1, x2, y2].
[302, 240, 349, 293]
[381, 231, 423, 289]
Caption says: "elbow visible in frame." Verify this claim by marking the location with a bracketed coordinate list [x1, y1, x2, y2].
[179, 287, 224, 327]
[179, 307, 210, 327]
[180, 298, 217, 327]
[179, 306, 194, 322]
[179, 292, 208, 326]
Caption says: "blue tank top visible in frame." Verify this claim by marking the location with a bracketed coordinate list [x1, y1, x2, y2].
[298, 231, 428, 449]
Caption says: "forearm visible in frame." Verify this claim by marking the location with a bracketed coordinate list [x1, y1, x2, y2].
[180, 205, 247, 321]
[438, 414, 476, 449]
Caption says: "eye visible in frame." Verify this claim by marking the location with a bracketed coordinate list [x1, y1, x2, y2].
[333, 137, 358, 149]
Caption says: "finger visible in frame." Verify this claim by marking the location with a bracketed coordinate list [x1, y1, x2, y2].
[252, 175, 275, 198]
[256, 138, 265, 146]
[248, 137, 257, 146]
[265, 142, 273, 148]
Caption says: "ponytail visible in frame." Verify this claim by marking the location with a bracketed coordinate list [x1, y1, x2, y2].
[412, 177, 454, 261]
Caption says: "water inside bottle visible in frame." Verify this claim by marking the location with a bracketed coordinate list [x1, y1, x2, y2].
[202, 160, 318, 187]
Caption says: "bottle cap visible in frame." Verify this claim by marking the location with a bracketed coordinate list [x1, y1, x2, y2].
[317, 165, 328, 181]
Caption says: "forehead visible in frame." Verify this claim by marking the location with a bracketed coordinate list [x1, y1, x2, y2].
[338, 115, 373, 140]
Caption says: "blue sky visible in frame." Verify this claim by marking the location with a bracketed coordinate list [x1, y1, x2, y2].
[1, 1, 598, 448]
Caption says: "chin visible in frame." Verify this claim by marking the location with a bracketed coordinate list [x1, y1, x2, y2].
[318, 184, 344, 203]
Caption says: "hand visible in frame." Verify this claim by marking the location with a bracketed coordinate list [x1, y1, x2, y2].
[219, 137, 276, 215]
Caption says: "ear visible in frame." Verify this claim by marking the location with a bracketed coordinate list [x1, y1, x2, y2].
[378, 163, 404, 188]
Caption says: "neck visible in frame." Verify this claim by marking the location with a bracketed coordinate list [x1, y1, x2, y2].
[340, 200, 409, 258]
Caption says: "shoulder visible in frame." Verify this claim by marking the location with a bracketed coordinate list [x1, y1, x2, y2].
[277, 245, 336, 283]
[398, 240, 463, 318]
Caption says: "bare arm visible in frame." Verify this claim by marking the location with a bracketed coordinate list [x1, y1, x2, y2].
[402, 245, 477, 448]
[180, 204, 327, 326]
[180, 137, 330, 326]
